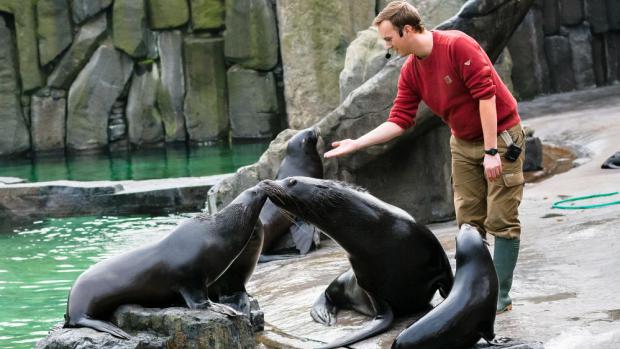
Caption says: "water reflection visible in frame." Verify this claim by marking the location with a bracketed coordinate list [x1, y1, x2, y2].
[0, 142, 269, 182]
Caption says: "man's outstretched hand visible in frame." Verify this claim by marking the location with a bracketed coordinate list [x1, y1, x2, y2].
[323, 139, 360, 158]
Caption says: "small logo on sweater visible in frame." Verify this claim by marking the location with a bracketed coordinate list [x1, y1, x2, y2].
[443, 75, 453, 85]
[464, 59, 471, 66]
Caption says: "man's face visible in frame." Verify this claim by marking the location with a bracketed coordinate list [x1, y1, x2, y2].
[378, 20, 404, 56]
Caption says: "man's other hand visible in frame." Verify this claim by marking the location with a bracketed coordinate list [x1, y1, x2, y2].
[484, 153, 503, 181]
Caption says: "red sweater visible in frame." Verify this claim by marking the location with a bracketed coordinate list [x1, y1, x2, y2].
[387, 30, 520, 141]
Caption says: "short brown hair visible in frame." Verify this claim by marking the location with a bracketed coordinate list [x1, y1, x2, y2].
[373, 1, 424, 33]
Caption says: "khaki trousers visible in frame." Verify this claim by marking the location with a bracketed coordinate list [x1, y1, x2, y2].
[450, 123, 525, 239]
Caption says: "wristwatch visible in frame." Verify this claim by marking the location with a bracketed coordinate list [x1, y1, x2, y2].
[484, 148, 499, 156]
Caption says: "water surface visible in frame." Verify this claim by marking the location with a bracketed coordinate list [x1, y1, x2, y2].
[0, 215, 186, 348]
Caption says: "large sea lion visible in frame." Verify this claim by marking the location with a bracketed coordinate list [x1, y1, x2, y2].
[259, 176, 454, 349]
[392, 223, 498, 349]
[64, 185, 268, 339]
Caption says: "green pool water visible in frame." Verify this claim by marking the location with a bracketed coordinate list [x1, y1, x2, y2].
[0, 215, 188, 348]
[0, 142, 269, 183]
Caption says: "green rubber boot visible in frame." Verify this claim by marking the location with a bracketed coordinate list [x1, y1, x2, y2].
[494, 237, 520, 314]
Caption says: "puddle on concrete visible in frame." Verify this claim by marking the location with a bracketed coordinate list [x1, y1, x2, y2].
[523, 292, 578, 304]
[525, 144, 578, 183]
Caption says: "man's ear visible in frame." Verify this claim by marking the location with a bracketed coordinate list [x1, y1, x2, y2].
[402, 24, 415, 36]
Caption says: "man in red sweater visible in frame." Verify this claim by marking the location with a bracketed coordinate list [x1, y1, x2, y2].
[324, 1, 524, 314]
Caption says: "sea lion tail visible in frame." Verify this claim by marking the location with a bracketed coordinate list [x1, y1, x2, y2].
[75, 317, 131, 339]
[316, 301, 394, 349]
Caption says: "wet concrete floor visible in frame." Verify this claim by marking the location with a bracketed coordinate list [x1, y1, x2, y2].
[248, 85, 620, 348]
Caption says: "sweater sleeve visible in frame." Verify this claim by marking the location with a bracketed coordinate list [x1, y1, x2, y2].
[452, 36, 496, 100]
[387, 61, 421, 129]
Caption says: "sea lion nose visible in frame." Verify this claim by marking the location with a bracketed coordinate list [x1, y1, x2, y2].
[287, 178, 297, 187]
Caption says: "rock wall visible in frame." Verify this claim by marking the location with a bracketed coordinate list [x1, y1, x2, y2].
[0, 0, 618, 158]
[508, 0, 620, 99]
[0, 0, 286, 157]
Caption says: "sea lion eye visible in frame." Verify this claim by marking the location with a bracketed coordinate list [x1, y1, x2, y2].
[287, 178, 297, 186]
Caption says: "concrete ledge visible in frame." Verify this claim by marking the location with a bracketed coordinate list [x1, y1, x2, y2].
[0, 174, 231, 226]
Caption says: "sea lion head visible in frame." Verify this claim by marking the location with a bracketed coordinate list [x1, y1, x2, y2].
[455, 224, 489, 265]
[287, 127, 320, 159]
[218, 185, 269, 231]
[259, 176, 366, 225]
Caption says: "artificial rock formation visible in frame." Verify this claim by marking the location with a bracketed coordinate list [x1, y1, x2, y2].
[71, 0, 112, 24]
[224, 0, 278, 71]
[507, 5, 550, 99]
[191, 0, 226, 30]
[36, 0, 73, 66]
[0, 0, 43, 92]
[46, 14, 108, 89]
[30, 88, 66, 153]
[112, 0, 152, 58]
[127, 64, 164, 147]
[183, 36, 228, 144]
[276, 0, 376, 129]
[147, 0, 189, 29]
[228, 65, 280, 139]
[66, 43, 133, 152]
[157, 30, 187, 143]
[0, 15, 30, 156]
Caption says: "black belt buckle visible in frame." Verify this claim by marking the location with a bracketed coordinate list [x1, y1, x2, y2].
[504, 144, 521, 162]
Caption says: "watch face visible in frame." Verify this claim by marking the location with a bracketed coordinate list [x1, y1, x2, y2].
[485, 149, 498, 155]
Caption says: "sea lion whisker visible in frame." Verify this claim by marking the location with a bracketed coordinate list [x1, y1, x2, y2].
[276, 207, 298, 225]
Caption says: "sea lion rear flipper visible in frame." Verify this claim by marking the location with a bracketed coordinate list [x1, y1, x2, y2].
[75, 317, 131, 339]
[310, 291, 338, 326]
[316, 296, 394, 349]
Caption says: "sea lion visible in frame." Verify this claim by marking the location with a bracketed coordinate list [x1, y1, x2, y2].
[392, 223, 498, 349]
[258, 177, 454, 349]
[261, 127, 324, 254]
[64, 185, 268, 339]
[601, 151, 620, 169]
[208, 128, 323, 315]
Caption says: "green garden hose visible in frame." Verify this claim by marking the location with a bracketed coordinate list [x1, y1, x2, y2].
[552, 192, 620, 209]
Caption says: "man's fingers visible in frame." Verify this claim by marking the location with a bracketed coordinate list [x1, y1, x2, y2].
[331, 141, 341, 147]
[324, 148, 343, 158]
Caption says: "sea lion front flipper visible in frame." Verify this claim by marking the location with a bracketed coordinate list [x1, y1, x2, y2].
[180, 287, 243, 316]
[316, 295, 394, 349]
[179, 287, 209, 309]
[75, 317, 131, 339]
[290, 219, 318, 255]
[207, 300, 244, 317]
[217, 290, 252, 317]
[310, 291, 338, 326]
